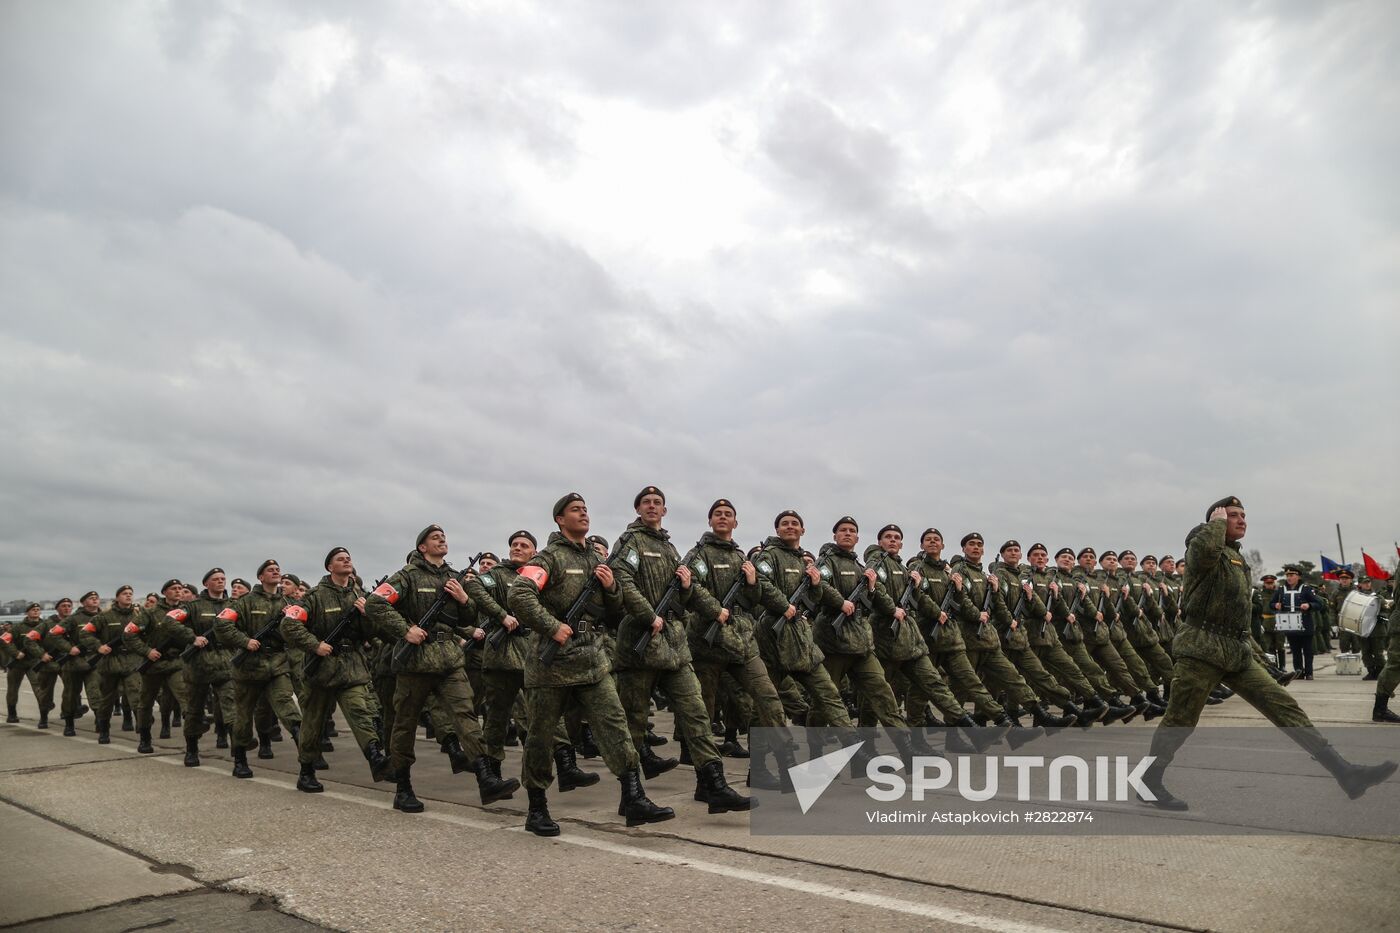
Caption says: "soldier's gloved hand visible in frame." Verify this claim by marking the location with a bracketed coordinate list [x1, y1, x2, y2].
[651, 616, 664, 634]
[503, 614, 520, 632]
[444, 579, 468, 604]
[404, 627, 426, 645]
[805, 565, 820, 585]
[676, 566, 692, 589]
[147, 649, 161, 661]
[316, 641, 333, 657]
[841, 600, 855, 617]
[742, 561, 757, 585]
[552, 623, 573, 644]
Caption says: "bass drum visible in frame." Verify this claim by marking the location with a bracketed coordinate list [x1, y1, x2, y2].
[1338, 590, 1380, 638]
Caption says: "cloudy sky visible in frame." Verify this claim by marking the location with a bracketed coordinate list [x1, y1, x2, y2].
[2, 1, 1396, 599]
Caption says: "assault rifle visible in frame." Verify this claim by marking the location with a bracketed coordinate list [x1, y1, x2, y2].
[702, 577, 746, 647]
[769, 576, 816, 639]
[65, 630, 126, 667]
[392, 555, 484, 672]
[926, 581, 960, 647]
[828, 560, 874, 636]
[541, 540, 626, 665]
[231, 599, 299, 670]
[302, 576, 387, 680]
[632, 576, 684, 656]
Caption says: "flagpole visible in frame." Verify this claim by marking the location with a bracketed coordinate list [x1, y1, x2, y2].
[1336, 524, 1346, 564]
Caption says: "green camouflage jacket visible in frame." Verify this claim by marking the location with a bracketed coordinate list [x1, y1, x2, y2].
[683, 532, 762, 665]
[363, 553, 470, 677]
[1175, 519, 1254, 672]
[611, 520, 694, 672]
[214, 586, 291, 682]
[947, 555, 1002, 650]
[466, 561, 532, 673]
[508, 531, 621, 688]
[862, 544, 927, 662]
[1113, 570, 1161, 647]
[77, 604, 141, 676]
[180, 590, 234, 684]
[752, 536, 823, 673]
[281, 575, 372, 689]
[1047, 567, 1088, 644]
[814, 543, 893, 656]
[123, 598, 194, 675]
[44, 608, 97, 673]
[905, 554, 967, 653]
[989, 561, 1034, 650]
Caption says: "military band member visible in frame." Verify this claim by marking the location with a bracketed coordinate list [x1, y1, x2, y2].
[508, 493, 672, 837]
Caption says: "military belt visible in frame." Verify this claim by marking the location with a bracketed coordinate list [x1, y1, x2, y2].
[1183, 618, 1249, 639]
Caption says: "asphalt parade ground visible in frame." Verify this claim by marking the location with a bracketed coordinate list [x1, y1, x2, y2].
[2, 651, 1396, 933]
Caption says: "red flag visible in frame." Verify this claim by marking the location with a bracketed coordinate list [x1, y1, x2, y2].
[1363, 551, 1392, 581]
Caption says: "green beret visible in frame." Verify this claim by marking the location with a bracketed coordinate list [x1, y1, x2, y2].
[708, 498, 736, 518]
[833, 516, 859, 533]
[774, 509, 803, 530]
[634, 486, 665, 508]
[202, 567, 224, 584]
[1206, 496, 1242, 519]
[553, 493, 584, 518]
[879, 524, 903, 539]
[508, 529, 537, 547]
[323, 547, 349, 569]
[415, 525, 443, 547]
[256, 558, 279, 577]
[960, 532, 983, 547]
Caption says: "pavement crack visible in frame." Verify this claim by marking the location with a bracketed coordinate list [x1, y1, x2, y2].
[118, 918, 176, 932]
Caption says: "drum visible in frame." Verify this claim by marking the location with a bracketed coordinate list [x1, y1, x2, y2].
[1338, 590, 1380, 638]
[1275, 611, 1304, 633]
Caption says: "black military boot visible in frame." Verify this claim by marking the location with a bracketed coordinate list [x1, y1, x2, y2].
[1137, 758, 1188, 811]
[96, 719, 111, 744]
[291, 726, 327, 771]
[171, 706, 182, 728]
[320, 735, 335, 752]
[525, 788, 560, 836]
[324, 714, 338, 738]
[1310, 744, 1398, 800]
[137, 728, 154, 754]
[555, 744, 600, 791]
[1374, 694, 1400, 724]
[36, 709, 49, 729]
[269, 724, 284, 742]
[697, 759, 754, 813]
[421, 711, 435, 741]
[1214, 685, 1235, 700]
[257, 731, 275, 759]
[1031, 704, 1074, 728]
[618, 769, 674, 827]
[442, 735, 475, 775]
[393, 768, 425, 813]
[645, 727, 668, 747]
[6, 704, 17, 723]
[184, 737, 200, 767]
[121, 705, 134, 732]
[1063, 701, 1103, 728]
[718, 728, 749, 758]
[954, 714, 1003, 752]
[994, 711, 1041, 749]
[474, 757, 521, 804]
[677, 737, 692, 765]
[1096, 697, 1136, 726]
[62, 716, 76, 737]
[578, 723, 600, 759]
[364, 741, 391, 782]
[232, 746, 253, 779]
[640, 745, 678, 779]
[214, 724, 229, 749]
[1276, 669, 1299, 687]
[296, 762, 325, 793]
[1147, 687, 1168, 708]
[75, 702, 89, 720]
[158, 709, 171, 739]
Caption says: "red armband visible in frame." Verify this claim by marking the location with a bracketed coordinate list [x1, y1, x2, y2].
[283, 605, 309, 623]
[373, 582, 400, 605]
[216, 608, 239, 622]
[518, 565, 549, 589]
[166, 609, 189, 623]
[123, 622, 140, 635]
[26, 629, 42, 641]
[50, 625, 65, 636]
[1, 632, 12, 644]
[83, 622, 97, 634]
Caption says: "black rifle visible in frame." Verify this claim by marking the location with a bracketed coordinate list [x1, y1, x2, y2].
[391, 555, 484, 672]
[827, 560, 874, 636]
[1006, 577, 1032, 643]
[975, 574, 996, 637]
[231, 599, 298, 670]
[703, 577, 746, 647]
[302, 576, 386, 680]
[65, 631, 125, 667]
[891, 574, 920, 638]
[633, 576, 684, 656]
[926, 582, 960, 647]
[540, 540, 627, 665]
[769, 576, 816, 639]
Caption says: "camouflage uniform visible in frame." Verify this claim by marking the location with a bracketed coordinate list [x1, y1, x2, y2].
[78, 603, 143, 730]
[180, 589, 236, 743]
[948, 555, 1038, 712]
[1045, 566, 1119, 701]
[814, 543, 906, 726]
[44, 608, 96, 722]
[214, 585, 302, 751]
[508, 531, 640, 790]
[124, 598, 195, 738]
[4, 614, 47, 718]
[1121, 571, 1175, 688]
[989, 561, 1075, 705]
[753, 536, 851, 728]
[907, 553, 1005, 719]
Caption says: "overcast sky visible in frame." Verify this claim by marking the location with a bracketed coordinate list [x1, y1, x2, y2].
[1, 1, 1396, 600]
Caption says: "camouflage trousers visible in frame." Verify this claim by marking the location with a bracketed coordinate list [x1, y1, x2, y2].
[822, 651, 906, 727]
[6, 666, 44, 711]
[28, 669, 58, 715]
[963, 646, 1038, 710]
[183, 677, 234, 741]
[1030, 641, 1097, 699]
[869, 654, 963, 725]
[1056, 639, 1117, 699]
[694, 655, 785, 729]
[765, 660, 852, 728]
[523, 676, 638, 790]
[299, 683, 378, 767]
[1005, 644, 1073, 705]
[58, 664, 91, 718]
[774, 674, 810, 722]
[375, 672, 455, 748]
[93, 668, 143, 724]
[1160, 656, 1313, 730]
[1111, 633, 1156, 692]
[618, 664, 721, 768]
[1128, 638, 1175, 686]
[932, 647, 1005, 719]
[137, 668, 191, 732]
[231, 674, 301, 751]
[480, 668, 568, 760]
[1088, 640, 1142, 697]
[388, 669, 485, 775]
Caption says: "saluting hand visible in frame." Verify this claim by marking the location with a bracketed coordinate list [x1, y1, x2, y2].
[1209, 507, 1228, 522]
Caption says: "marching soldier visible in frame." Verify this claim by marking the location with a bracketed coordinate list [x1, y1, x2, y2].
[1045, 548, 1137, 723]
[612, 487, 752, 811]
[1118, 551, 1175, 698]
[214, 559, 304, 778]
[4, 604, 47, 723]
[180, 569, 237, 761]
[362, 525, 519, 812]
[80, 586, 142, 744]
[124, 579, 195, 754]
[280, 547, 390, 792]
[1142, 497, 1396, 809]
[46, 592, 98, 735]
[508, 493, 672, 836]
